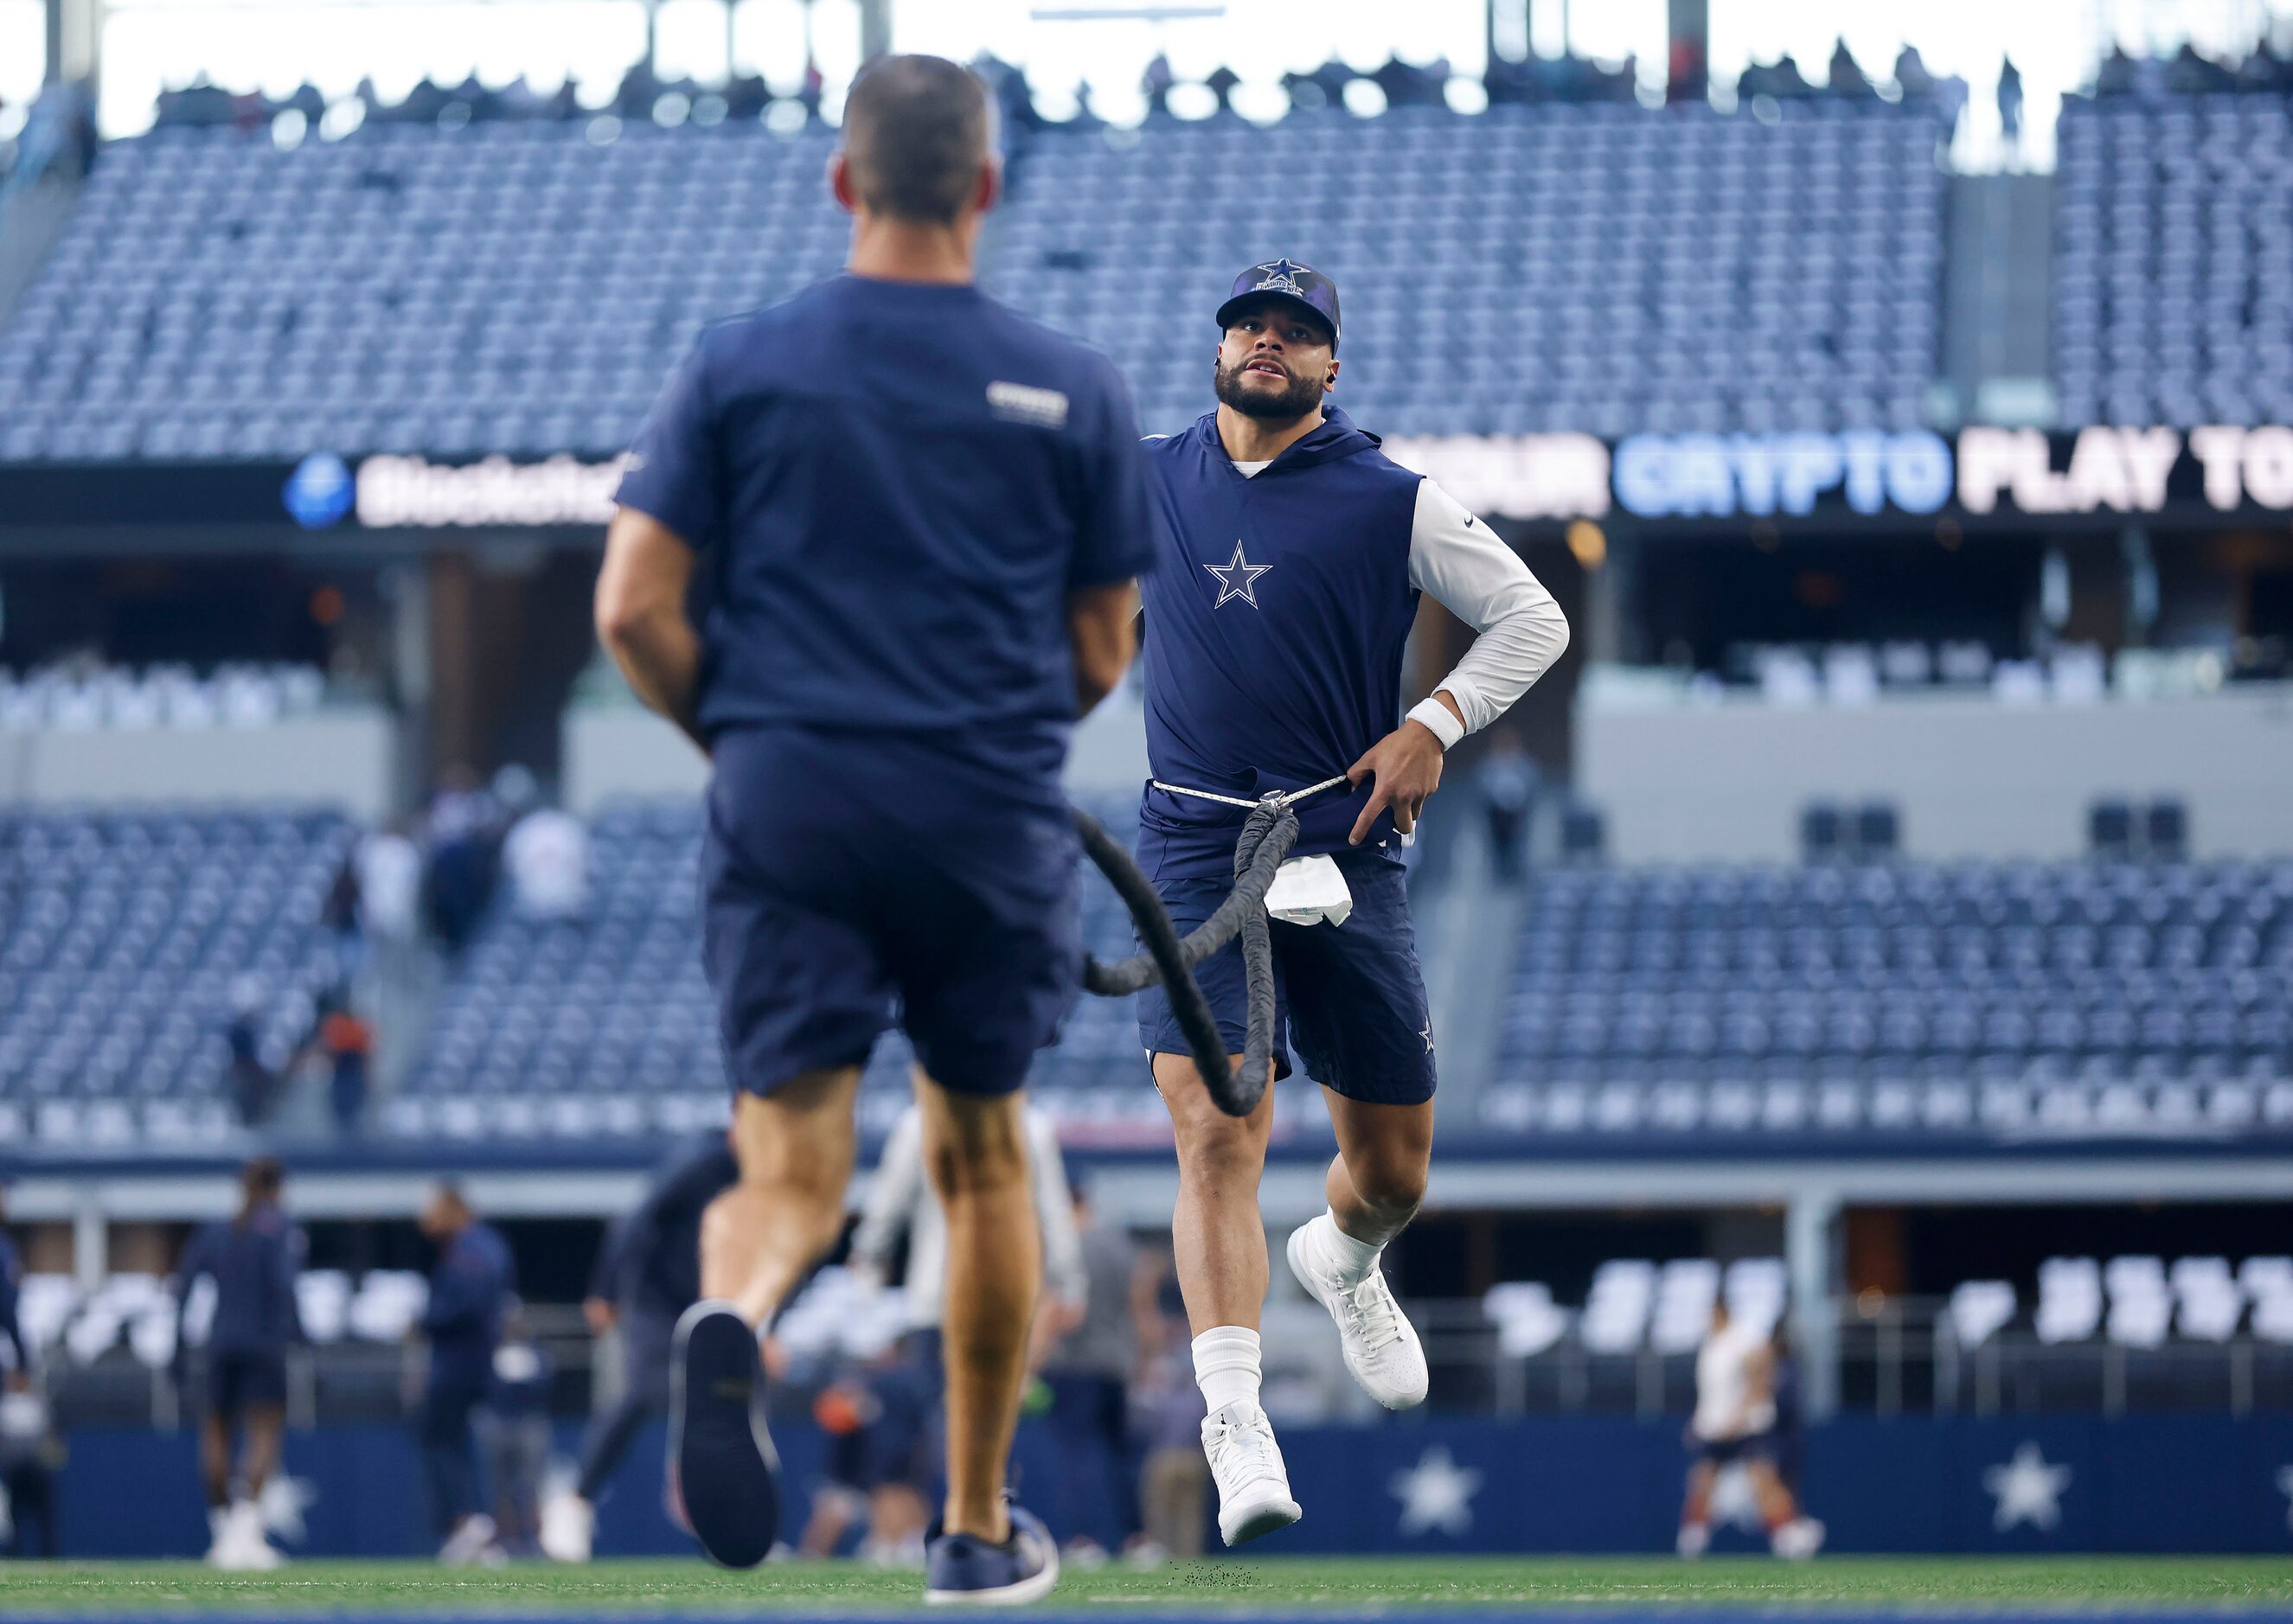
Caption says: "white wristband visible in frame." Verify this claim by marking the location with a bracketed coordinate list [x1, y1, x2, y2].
[1406, 697, 1465, 751]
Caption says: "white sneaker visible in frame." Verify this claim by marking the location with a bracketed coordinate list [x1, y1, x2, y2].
[539, 1490, 594, 1563]
[439, 1512, 500, 1567]
[204, 1507, 234, 1570]
[1200, 1402, 1301, 1546]
[1285, 1216, 1428, 1410]
[212, 1501, 282, 1571]
[1771, 1516, 1825, 1560]
[1675, 1522, 1710, 1559]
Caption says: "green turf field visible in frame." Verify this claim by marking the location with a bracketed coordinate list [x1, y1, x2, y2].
[0, 1557, 2288, 1614]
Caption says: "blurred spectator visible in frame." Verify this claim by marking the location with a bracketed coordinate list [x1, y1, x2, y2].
[1204, 65, 1240, 113]
[0, 1189, 22, 1389]
[2238, 43, 2290, 93]
[1142, 52, 1175, 117]
[1997, 56, 2024, 153]
[225, 977, 277, 1128]
[0, 1384, 59, 1560]
[1476, 733, 1541, 883]
[1827, 41, 1873, 100]
[1893, 46, 1936, 102]
[724, 72, 770, 118]
[418, 1183, 515, 1566]
[357, 820, 423, 944]
[1038, 1182, 1154, 1563]
[503, 803, 591, 921]
[423, 769, 501, 953]
[797, 1345, 932, 1564]
[2166, 42, 2235, 96]
[175, 1158, 303, 1571]
[1374, 55, 1443, 108]
[1739, 54, 1816, 100]
[308, 989, 375, 1135]
[321, 848, 362, 975]
[2094, 43, 2140, 98]
[1132, 1256, 1205, 1562]
[479, 1307, 554, 1557]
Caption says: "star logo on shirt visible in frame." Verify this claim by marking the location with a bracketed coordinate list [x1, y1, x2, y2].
[1419, 1023, 1436, 1053]
[1205, 540, 1272, 609]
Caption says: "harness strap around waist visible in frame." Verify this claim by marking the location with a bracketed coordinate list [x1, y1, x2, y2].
[1149, 774, 1350, 812]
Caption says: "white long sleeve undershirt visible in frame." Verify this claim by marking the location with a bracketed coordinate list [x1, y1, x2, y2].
[1404, 477, 1571, 736]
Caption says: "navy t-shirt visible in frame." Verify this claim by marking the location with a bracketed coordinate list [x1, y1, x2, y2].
[614, 274, 1156, 796]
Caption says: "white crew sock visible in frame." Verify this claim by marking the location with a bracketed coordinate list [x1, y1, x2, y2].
[1191, 1326, 1263, 1415]
[1317, 1210, 1384, 1284]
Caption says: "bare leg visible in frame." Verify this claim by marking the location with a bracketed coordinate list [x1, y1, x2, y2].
[240, 1403, 285, 1501]
[200, 1414, 233, 1510]
[1747, 1459, 1800, 1526]
[919, 1071, 1038, 1544]
[1319, 1091, 1432, 1250]
[1152, 1052, 1274, 1334]
[700, 1068, 862, 1328]
[1681, 1459, 1718, 1527]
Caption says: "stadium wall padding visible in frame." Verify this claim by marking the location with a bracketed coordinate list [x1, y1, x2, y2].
[42, 1412, 2293, 1557]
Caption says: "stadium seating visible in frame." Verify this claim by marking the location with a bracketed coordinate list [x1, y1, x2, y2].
[996, 102, 1946, 438]
[0, 803, 354, 1144]
[0, 98, 1947, 459]
[0, 662, 330, 731]
[1478, 857, 2293, 1141]
[387, 793, 1325, 1144]
[2053, 95, 2293, 428]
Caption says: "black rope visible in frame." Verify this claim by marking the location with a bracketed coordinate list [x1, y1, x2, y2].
[1073, 795, 1297, 1119]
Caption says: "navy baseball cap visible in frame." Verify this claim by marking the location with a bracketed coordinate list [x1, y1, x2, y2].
[1215, 259, 1340, 348]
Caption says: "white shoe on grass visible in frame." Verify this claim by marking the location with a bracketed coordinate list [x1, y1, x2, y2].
[1201, 1402, 1301, 1546]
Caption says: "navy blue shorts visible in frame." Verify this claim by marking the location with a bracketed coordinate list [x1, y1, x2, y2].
[703, 726, 1081, 1098]
[208, 1349, 288, 1419]
[1136, 847, 1435, 1106]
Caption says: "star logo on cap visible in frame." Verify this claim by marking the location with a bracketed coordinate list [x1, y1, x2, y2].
[1205, 540, 1272, 608]
[1252, 258, 1311, 295]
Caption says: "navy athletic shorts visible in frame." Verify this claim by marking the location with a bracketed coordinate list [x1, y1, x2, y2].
[702, 726, 1081, 1098]
[208, 1349, 288, 1418]
[1136, 847, 1436, 1106]
[1695, 1431, 1776, 1466]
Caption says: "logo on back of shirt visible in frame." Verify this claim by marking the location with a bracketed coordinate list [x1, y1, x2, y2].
[1205, 540, 1272, 608]
[986, 380, 1070, 429]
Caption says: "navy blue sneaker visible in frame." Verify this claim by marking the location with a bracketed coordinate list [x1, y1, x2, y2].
[668, 1300, 778, 1570]
[924, 1501, 1060, 1607]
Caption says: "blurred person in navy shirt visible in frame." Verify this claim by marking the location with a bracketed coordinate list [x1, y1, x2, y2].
[541, 1130, 736, 1563]
[417, 1183, 515, 1565]
[593, 52, 1151, 1597]
[480, 1305, 555, 1557]
[174, 1157, 303, 1570]
[0, 1185, 26, 1388]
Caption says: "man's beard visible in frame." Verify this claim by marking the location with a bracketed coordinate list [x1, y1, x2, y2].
[1214, 355, 1324, 421]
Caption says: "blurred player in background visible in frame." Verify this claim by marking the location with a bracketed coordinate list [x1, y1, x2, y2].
[1677, 1297, 1822, 1560]
[1034, 1178, 1157, 1564]
[0, 1186, 25, 1390]
[1134, 261, 1570, 1543]
[541, 1130, 737, 1563]
[173, 1157, 303, 1571]
[480, 1306, 554, 1557]
[415, 1182, 515, 1566]
[594, 51, 1153, 1603]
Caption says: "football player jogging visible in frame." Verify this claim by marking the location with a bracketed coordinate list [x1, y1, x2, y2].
[595, 55, 1153, 1605]
[1136, 261, 1570, 1544]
